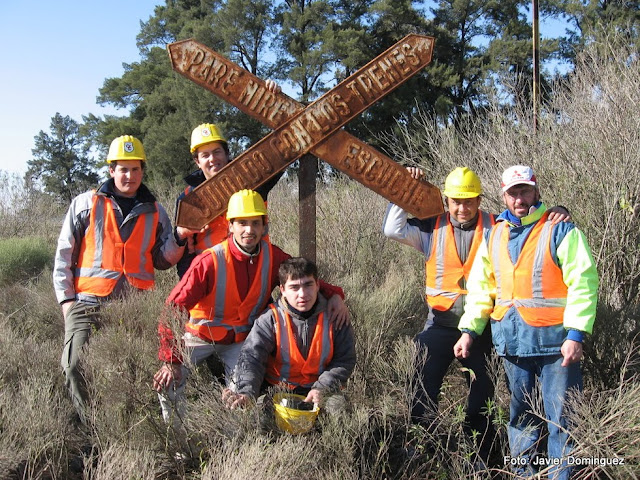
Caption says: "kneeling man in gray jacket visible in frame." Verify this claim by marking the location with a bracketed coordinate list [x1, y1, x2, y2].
[223, 257, 356, 409]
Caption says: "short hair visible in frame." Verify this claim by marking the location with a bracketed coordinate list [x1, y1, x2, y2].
[278, 257, 318, 285]
[109, 160, 145, 171]
[192, 141, 230, 161]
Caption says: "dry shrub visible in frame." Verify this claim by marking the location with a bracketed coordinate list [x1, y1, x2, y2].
[0, 171, 65, 241]
[567, 347, 640, 479]
[0, 317, 78, 479]
[83, 443, 159, 480]
[82, 286, 171, 446]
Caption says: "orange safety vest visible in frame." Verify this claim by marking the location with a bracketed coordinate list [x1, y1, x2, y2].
[265, 305, 334, 389]
[186, 239, 273, 344]
[424, 211, 494, 311]
[74, 195, 158, 296]
[488, 212, 568, 327]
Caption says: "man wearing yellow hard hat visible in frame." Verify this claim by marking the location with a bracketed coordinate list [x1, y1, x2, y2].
[53, 135, 187, 424]
[153, 190, 348, 427]
[223, 257, 356, 420]
[175, 81, 283, 278]
[383, 166, 570, 464]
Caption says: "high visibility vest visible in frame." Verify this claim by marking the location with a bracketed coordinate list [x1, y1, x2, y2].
[186, 239, 273, 344]
[265, 305, 334, 389]
[74, 194, 158, 296]
[488, 212, 568, 327]
[424, 211, 494, 311]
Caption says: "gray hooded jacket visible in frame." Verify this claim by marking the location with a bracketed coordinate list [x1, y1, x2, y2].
[234, 294, 356, 399]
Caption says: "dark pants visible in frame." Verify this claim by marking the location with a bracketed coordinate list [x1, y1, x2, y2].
[412, 321, 495, 461]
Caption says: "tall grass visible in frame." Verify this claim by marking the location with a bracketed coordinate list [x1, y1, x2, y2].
[0, 34, 638, 478]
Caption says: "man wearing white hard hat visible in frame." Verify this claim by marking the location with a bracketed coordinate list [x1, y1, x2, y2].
[454, 165, 598, 479]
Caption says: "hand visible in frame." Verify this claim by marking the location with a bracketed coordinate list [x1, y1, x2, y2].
[406, 166, 425, 180]
[561, 339, 583, 367]
[222, 388, 251, 409]
[547, 206, 571, 224]
[176, 225, 208, 240]
[304, 388, 322, 405]
[265, 79, 282, 94]
[153, 363, 182, 392]
[61, 301, 74, 318]
[176, 225, 208, 254]
[453, 332, 474, 359]
[326, 295, 350, 329]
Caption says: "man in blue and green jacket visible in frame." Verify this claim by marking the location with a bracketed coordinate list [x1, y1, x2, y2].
[454, 165, 598, 479]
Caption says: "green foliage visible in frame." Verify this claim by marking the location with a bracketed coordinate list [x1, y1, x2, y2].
[0, 236, 54, 286]
[26, 113, 99, 204]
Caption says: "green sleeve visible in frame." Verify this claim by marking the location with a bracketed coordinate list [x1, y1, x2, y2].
[458, 239, 495, 335]
[557, 228, 599, 334]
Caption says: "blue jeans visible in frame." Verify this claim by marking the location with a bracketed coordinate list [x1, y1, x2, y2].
[503, 355, 582, 480]
[412, 321, 495, 461]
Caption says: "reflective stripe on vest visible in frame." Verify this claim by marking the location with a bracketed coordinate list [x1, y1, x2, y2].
[75, 195, 158, 296]
[488, 212, 568, 326]
[185, 239, 273, 343]
[424, 211, 494, 311]
[265, 305, 334, 389]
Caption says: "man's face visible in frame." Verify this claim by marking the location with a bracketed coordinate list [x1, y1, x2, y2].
[229, 216, 265, 252]
[109, 160, 143, 197]
[447, 196, 481, 223]
[195, 142, 229, 179]
[280, 275, 319, 312]
[503, 184, 540, 218]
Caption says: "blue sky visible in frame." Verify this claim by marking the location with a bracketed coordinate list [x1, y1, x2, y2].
[0, 1, 161, 175]
[0, 2, 570, 177]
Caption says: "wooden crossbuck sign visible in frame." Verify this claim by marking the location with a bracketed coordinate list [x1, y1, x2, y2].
[168, 35, 443, 230]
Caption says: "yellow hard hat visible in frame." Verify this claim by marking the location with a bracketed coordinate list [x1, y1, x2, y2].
[190, 123, 227, 153]
[226, 189, 267, 220]
[106, 135, 146, 163]
[443, 167, 482, 198]
[273, 393, 319, 435]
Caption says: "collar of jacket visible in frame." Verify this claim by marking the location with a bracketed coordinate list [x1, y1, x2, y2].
[280, 294, 327, 321]
[184, 169, 206, 188]
[97, 178, 157, 203]
[497, 202, 546, 227]
[229, 235, 264, 262]
[449, 211, 480, 231]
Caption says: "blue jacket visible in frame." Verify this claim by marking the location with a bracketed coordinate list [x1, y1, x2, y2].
[459, 204, 599, 357]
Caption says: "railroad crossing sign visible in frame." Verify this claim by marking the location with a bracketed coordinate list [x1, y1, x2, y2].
[168, 35, 444, 231]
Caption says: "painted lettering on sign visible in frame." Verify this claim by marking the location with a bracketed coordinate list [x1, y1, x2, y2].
[168, 35, 443, 229]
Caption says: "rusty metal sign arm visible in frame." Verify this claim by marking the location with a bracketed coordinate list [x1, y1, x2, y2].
[169, 35, 443, 229]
